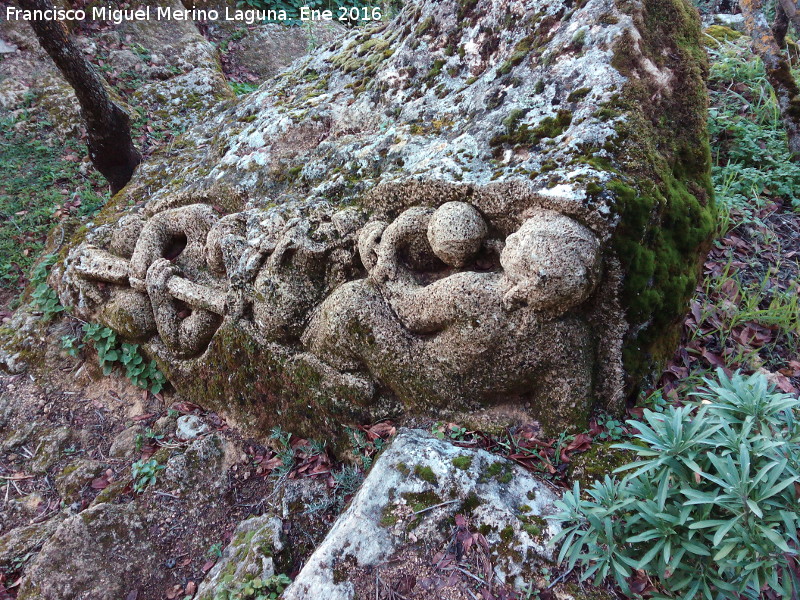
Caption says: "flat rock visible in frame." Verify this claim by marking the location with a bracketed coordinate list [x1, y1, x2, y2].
[109, 425, 142, 459]
[0, 515, 66, 570]
[16, 502, 159, 600]
[284, 429, 562, 600]
[27, 426, 76, 474]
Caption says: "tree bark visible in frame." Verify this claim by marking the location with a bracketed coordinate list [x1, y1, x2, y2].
[739, 0, 800, 159]
[17, 0, 141, 193]
[772, 1, 789, 47]
[777, 0, 800, 36]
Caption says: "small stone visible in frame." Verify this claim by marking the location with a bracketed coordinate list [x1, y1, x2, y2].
[109, 426, 141, 460]
[28, 427, 75, 474]
[0, 38, 17, 54]
[194, 514, 285, 600]
[175, 415, 209, 440]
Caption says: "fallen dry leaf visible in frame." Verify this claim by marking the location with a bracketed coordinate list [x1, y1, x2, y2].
[201, 559, 216, 573]
[565, 433, 592, 453]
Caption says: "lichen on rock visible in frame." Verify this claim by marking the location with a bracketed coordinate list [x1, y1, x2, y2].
[195, 514, 286, 600]
[283, 429, 563, 599]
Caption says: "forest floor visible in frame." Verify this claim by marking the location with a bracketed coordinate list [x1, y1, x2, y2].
[0, 10, 798, 600]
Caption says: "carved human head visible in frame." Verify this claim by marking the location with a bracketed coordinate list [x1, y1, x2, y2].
[500, 210, 600, 312]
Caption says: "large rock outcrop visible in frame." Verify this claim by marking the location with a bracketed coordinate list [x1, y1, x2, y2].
[53, 0, 714, 437]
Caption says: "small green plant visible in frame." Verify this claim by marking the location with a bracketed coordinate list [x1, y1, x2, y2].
[60, 334, 83, 356]
[305, 463, 365, 515]
[207, 542, 224, 558]
[31, 283, 63, 319]
[82, 322, 120, 375]
[268, 425, 295, 477]
[594, 413, 626, 442]
[81, 322, 166, 393]
[333, 464, 364, 499]
[8, 551, 33, 572]
[131, 458, 164, 493]
[29, 255, 64, 320]
[344, 426, 385, 470]
[229, 81, 260, 96]
[551, 370, 800, 599]
[214, 573, 292, 600]
[518, 581, 537, 600]
[129, 43, 152, 63]
[269, 425, 292, 447]
[308, 439, 327, 456]
[432, 422, 469, 441]
[134, 427, 164, 454]
[121, 343, 166, 392]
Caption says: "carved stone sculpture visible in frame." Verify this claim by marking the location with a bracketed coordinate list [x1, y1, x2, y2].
[53, 0, 715, 438]
[304, 204, 602, 429]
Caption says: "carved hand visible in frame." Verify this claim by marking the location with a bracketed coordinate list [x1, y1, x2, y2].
[145, 258, 177, 297]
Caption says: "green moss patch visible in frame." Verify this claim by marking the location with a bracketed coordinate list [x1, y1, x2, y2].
[702, 25, 744, 48]
[413, 464, 438, 485]
[480, 461, 514, 484]
[451, 456, 473, 470]
[490, 109, 572, 149]
[460, 491, 483, 514]
[567, 87, 592, 102]
[604, 0, 715, 393]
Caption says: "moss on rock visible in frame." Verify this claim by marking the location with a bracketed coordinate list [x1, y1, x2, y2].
[604, 0, 715, 391]
[702, 24, 744, 47]
[567, 441, 636, 488]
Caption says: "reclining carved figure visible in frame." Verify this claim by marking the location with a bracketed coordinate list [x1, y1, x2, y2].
[303, 202, 602, 430]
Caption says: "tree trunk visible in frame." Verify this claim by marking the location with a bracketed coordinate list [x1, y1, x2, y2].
[772, 2, 789, 47]
[777, 0, 800, 35]
[740, 0, 800, 159]
[17, 0, 141, 193]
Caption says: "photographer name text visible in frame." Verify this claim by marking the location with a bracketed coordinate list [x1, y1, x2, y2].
[6, 5, 384, 26]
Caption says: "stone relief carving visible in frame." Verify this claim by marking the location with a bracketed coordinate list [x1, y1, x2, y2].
[37, 0, 714, 440]
[305, 203, 602, 428]
[71, 202, 364, 353]
[67, 198, 602, 432]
